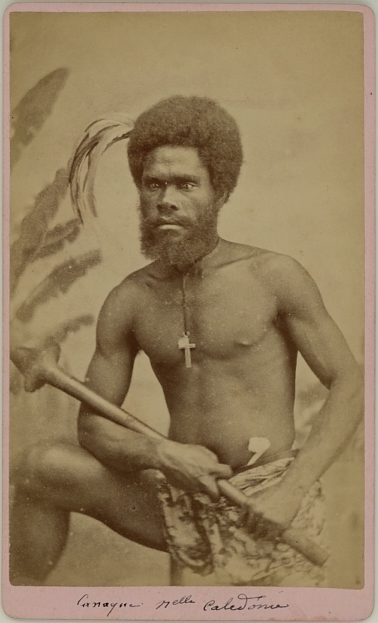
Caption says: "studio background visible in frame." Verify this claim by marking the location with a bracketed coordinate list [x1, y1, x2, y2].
[9, 9, 364, 587]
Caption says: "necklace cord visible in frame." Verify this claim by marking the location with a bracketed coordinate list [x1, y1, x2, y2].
[177, 236, 220, 338]
[181, 273, 190, 335]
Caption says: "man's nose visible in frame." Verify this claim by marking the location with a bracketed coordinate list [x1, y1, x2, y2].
[157, 185, 178, 213]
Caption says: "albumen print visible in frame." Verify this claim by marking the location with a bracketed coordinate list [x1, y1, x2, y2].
[4, 4, 374, 620]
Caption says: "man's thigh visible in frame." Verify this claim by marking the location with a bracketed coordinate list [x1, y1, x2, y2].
[32, 442, 167, 552]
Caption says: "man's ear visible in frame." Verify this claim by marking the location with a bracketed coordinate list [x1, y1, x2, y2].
[215, 191, 228, 210]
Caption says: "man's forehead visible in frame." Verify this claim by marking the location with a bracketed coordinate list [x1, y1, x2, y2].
[143, 145, 207, 175]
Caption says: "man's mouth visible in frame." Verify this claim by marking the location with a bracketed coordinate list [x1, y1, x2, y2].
[157, 223, 184, 230]
[153, 219, 186, 230]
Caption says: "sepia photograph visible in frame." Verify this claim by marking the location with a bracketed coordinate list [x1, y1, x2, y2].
[4, 3, 374, 619]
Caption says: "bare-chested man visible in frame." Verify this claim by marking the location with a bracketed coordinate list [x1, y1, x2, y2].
[10, 96, 363, 586]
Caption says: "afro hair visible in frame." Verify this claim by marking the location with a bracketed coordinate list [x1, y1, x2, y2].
[127, 96, 243, 201]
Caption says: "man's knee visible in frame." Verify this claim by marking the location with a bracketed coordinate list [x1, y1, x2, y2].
[12, 443, 76, 500]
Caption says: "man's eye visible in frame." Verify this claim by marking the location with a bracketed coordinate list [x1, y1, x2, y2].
[147, 182, 161, 190]
[178, 182, 195, 190]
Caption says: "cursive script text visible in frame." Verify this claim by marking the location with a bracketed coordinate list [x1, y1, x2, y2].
[156, 595, 196, 609]
[203, 593, 289, 611]
[77, 594, 143, 617]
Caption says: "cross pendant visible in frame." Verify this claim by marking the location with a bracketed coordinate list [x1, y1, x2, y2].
[178, 332, 196, 368]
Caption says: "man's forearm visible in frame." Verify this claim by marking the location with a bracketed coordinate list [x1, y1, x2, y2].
[77, 407, 233, 499]
[280, 374, 363, 496]
[78, 409, 164, 472]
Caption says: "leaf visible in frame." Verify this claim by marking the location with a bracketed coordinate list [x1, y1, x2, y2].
[15, 250, 102, 323]
[32, 219, 81, 262]
[69, 114, 133, 221]
[41, 314, 94, 348]
[11, 68, 70, 168]
[10, 167, 70, 295]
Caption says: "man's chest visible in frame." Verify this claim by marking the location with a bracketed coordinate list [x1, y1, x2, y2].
[133, 273, 278, 365]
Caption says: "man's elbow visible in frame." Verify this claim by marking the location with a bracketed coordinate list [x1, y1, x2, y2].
[334, 368, 364, 416]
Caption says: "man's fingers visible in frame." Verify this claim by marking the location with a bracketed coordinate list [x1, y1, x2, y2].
[201, 447, 219, 461]
[212, 463, 233, 479]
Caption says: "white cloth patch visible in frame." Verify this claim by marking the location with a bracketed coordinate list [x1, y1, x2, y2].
[247, 437, 271, 465]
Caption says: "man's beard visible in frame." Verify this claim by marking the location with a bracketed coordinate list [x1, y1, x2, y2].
[138, 203, 219, 269]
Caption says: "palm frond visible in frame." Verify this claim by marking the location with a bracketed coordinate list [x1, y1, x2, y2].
[10, 168, 70, 295]
[32, 219, 81, 262]
[41, 314, 94, 347]
[69, 114, 134, 222]
[15, 250, 102, 323]
[11, 68, 70, 168]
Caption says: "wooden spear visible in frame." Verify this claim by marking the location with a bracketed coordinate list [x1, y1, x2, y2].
[10, 342, 328, 567]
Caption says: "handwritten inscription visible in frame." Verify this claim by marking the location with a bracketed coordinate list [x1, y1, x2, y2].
[203, 593, 290, 611]
[156, 595, 195, 609]
[77, 594, 143, 617]
[76, 592, 289, 617]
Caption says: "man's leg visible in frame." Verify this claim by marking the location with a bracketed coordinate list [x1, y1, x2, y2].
[10, 442, 166, 585]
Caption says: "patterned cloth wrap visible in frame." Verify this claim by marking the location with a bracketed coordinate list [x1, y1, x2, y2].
[155, 457, 327, 586]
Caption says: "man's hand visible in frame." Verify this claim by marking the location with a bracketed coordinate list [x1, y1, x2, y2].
[156, 439, 232, 500]
[236, 482, 303, 541]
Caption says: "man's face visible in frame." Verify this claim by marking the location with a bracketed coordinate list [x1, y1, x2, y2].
[138, 146, 221, 267]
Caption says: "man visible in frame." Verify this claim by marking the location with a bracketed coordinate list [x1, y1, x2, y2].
[10, 96, 363, 586]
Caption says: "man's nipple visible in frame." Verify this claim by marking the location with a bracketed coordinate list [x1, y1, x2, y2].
[235, 335, 253, 347]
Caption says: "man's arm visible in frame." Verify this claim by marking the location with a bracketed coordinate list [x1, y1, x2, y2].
[276, 257, 363, 491]
[239, 256, 363, 536]
[77, 281, 161, 471]
[78, 281, 232, 498]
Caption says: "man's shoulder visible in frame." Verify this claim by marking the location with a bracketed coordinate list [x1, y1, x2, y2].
[109, 261, 160, 297]
[254, 249, 310, 293]
[224, 241, 303, 280]
[99, 262, 158, 320]
[227, 243, 315, 305]
[241, 247, 322, 310]
[254, 249, 305, 279]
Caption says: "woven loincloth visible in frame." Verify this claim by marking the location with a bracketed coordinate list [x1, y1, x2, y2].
[155, 458, 327, 586]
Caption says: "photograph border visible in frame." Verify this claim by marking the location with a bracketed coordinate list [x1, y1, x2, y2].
[2, 3, 375, 620]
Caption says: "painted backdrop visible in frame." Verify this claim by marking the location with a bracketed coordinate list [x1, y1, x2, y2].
[9, 9, 364, 587]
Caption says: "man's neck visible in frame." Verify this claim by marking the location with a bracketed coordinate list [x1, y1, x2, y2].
[172, 235, 222, 275]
